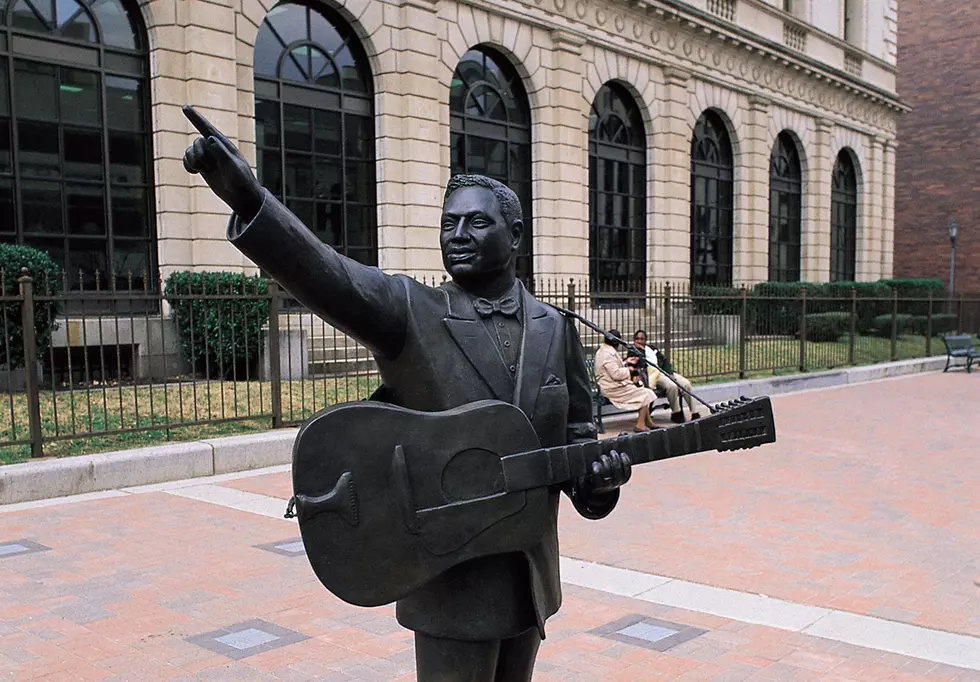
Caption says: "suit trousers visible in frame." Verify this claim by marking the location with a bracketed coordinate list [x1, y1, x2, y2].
[414, 627, 542, 682]
[655, 372, 695, 413]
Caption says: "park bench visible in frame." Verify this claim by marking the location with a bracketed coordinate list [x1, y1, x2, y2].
[941, 335, 980, 373]
[586, 358, 669, 433]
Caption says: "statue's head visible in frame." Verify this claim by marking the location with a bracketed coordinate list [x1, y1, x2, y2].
[440, 174, 523, 283]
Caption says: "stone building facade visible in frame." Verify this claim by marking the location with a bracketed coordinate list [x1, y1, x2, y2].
[894, 0, 980, 295]
[0, 0, 904, 298]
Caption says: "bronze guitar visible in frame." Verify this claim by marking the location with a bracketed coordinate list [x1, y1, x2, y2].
[286, 396, 776, 607]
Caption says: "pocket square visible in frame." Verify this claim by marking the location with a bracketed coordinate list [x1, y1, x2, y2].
[544, 374, 564, 386]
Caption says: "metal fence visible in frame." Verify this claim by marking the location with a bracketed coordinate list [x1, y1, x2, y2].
[2, 269, 978, 460]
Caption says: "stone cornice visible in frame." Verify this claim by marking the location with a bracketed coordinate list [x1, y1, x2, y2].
[462, 0, 904, 135]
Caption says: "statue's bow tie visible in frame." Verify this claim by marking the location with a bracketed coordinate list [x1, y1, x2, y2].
[473, 295, 519, 318]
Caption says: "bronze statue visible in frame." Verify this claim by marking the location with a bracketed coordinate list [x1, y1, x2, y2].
[181, 106, 777, 681]
[182, 106, 632, 681]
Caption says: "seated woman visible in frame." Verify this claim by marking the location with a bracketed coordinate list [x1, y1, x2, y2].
[631, 329, 701, 424]
[594, 330, 659, 432]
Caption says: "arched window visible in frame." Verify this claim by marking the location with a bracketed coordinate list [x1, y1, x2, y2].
[588, 82, 646, 295]
[450, 47, 532, 282]
[768, 131, 803, 282]
[690, 110, 734, 286]
[830, 150, 857, 282]
[0, 0, 153, 290]
[253, 2, 376, 266]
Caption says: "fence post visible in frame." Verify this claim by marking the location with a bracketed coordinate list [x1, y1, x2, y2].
[890, 288, 898, 361]
[738, 285, 747, 379]
[848, 287, 857, 366]
[566, 278, 576, 313]
[663, 282, 672, 361]
[18, 269, 44, 458]
[926, 291, 933, 356]
[798, 287, 807, 372]
[268, 278, 283, 428]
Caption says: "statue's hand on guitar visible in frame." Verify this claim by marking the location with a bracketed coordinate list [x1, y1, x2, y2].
[575, 449, 632, 495]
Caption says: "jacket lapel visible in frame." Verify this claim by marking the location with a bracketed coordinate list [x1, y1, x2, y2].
[441, 282, 516, 401]
[514, 283, 557, 419]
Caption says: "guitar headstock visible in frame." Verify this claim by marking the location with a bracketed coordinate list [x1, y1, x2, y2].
[708, 396, 776, 451]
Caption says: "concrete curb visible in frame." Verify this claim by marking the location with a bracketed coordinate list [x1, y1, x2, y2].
[0, 357, 951, 505]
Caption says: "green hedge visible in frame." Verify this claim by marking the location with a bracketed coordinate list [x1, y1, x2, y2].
[821, 282, 892, 332]
[164, 271, 270, 379]
[908, 314, 957, 337]
[879, 278, 946, 315]
[871, 313, 914, 338]
[0, 244, 63, 369]
[750, 282, 825, 335]
[804, 312, 852, 342]
[691, 284, 744, 316]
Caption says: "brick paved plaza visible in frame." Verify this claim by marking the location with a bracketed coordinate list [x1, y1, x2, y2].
[1, 372, 979, 681]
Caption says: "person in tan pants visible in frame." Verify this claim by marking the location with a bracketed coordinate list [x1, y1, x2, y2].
[594, 330, 659, 432]
[631, 329, 700, 423]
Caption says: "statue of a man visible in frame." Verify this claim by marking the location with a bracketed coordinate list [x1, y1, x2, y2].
[181, 106, 632, 681]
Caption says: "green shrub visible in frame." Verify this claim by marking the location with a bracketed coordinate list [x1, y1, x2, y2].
[164, 271, 270, 379]
[908, 313, 957, 336]
[691, 284, 744, 316]
[871, 313, 914, 338]
[822, 281, 892, 333]
[750, 282, 826, 335]
[879, 278, 946, 315]
[804, 312, 852, 342]
[0, 243, 63, 369]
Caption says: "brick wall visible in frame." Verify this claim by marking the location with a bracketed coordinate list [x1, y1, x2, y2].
[894, 0, 980, 294]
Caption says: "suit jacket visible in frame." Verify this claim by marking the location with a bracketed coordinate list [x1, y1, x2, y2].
[227, 190, 620, 640]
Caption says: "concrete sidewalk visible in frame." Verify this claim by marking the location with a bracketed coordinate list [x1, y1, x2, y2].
[0, 356, 950, 505]
[1, 370, 978, 680]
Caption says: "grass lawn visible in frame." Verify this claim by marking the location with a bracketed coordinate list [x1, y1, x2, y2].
[0, 374, 380, 464]
[0, 334, 946, 465]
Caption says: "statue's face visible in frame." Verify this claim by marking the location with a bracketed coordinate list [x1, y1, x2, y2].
[440, 186, 522, 280]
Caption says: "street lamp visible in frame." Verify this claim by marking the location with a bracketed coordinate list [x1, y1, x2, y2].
[948, 219, 958, 301]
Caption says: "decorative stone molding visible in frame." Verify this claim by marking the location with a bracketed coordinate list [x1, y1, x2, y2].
[782, 23, 807, 52]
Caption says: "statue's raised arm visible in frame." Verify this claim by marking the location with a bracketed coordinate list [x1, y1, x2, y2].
[181, 105, 407, 360]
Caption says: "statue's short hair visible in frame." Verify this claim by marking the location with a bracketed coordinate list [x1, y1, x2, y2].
[444, 174, 523, 227]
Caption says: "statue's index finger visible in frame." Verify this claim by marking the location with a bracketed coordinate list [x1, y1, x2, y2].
[182, 105, 224, 141]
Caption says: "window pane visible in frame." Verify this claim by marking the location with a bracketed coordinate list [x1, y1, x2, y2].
[347, 160, 373, 204]
[283, 104, 312, 151]
[66, 184, 105, 235]
[15, 61, 57, 120]
[314, 201, 342, 244]
[11, 0, 50, 32]
[108, 131, 145, 184]
[0, 120, 10, 174]
[112, 239, 149, 278]
[308, 8, 345, 55]
[344, 114, 371, 158]
[253, 26, 283, 79]
[68, 238, 107, 287]
[110, 187, 146, 236]
[105, 76, 143, 131]
[313, 109, 340, 155]
[18, 121, 59, 178]
[0, 60, 8, 116]
[284, 153, 313, 197]
[0, 178, 14, 232]
[345, 206, 374, 247]
[90, 0, 138, 49]
[21, 180, 62, 234]
[63, 128, 103, 180]
[257, 149, 281, 196]
[59, 0, 97, 43]
[254, 99, 280, 147]
[313, 158, 340, 200]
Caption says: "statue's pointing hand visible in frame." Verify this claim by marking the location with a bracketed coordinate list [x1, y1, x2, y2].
[182, 105, 265, 222]
[577, 450, 632, 495]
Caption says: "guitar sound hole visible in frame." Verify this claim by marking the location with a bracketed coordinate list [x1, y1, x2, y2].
[441, 448, 505, 502]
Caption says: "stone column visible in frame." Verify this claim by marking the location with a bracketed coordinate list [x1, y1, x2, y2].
[376, 0, 444, 277]
[740, 95, 771, 285]
[650, 67, 691, 285]
[880, 138, 896, 279]
[538, 30, 588, 282]
[857, 137, 882, 281]
[806, 118, 833, 281]
[178, 0, 244, 271]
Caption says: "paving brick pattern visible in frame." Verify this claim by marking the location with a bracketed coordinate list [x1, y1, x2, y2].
[1, 372, 978, 680]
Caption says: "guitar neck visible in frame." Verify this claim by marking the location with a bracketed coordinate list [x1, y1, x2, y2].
[499, 396, 775, 494]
